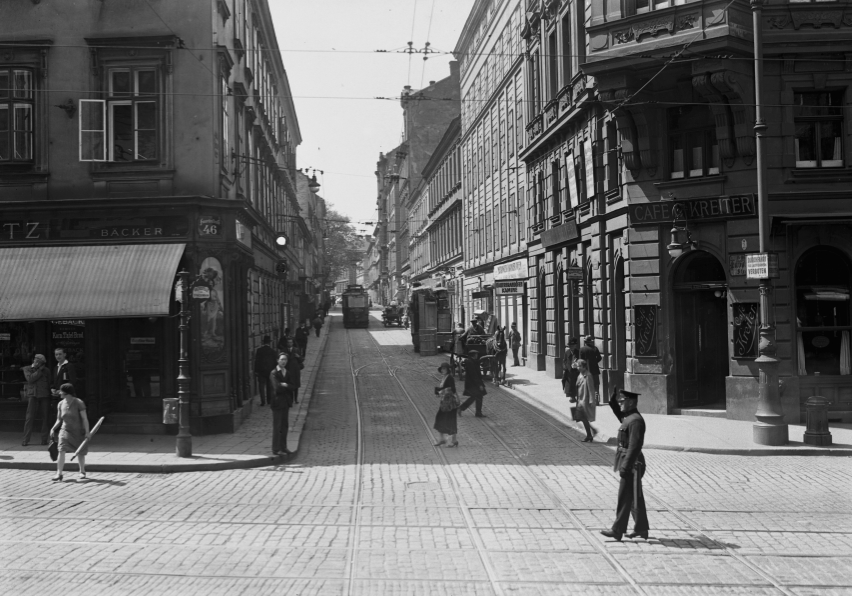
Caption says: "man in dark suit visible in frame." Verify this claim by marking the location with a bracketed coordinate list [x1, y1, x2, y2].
[600, 389, 649, 542]
[579, 335, 602, 397]
[51, 348, 78, 399]
[253, 336, 278, 406]
[294, 321, 310, 354]
[269, 353, 293, 456]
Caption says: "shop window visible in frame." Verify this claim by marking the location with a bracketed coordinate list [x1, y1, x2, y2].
[794, 90, 843, 168]
[668, 105, 719, 180]
[795, 247, 851, 376]
[0, 68, 34, 163]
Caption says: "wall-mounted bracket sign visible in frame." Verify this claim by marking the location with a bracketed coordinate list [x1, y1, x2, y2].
[634, 305, 658, 357]
[566, 266, 584, 280]
[628, 195, 756, 225]
[745, 253, 779, 279]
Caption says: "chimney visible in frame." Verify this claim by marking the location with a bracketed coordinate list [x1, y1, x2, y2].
[449, 60, 459, 80]
[429, 80, 436, 86]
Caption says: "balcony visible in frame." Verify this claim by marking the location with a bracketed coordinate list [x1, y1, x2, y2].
[584, 0, 752, 74]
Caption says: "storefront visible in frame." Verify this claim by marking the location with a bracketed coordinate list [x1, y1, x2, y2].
[493, 257, 528, 365]
[0, 197, 276, 435]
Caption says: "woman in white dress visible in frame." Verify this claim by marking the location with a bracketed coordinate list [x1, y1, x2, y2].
[574, 359, 597, 442]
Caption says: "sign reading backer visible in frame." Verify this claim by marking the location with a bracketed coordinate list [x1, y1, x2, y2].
[746, 253, 779, 279]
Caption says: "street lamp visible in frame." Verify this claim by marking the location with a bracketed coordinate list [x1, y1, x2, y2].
[174, 269, 193, 457]
[666, 204, 698, 260]
[751, 0, 787, 445]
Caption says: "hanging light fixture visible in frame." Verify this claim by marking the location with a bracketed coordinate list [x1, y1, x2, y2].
[308, 173, 321, 194]
[666, 203, 698, 259]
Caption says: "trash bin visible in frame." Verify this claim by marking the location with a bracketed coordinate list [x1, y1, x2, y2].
[803, 395, 832, 446]
[162, 398, 179, 425]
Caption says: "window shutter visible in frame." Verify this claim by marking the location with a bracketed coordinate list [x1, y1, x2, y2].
[79, 99, 106, 162]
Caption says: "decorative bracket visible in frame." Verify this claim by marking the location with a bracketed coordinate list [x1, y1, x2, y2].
[710, 70, 756, 165]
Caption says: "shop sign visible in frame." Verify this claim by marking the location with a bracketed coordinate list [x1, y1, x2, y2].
[541, 220, 580, 249]
[566, 266, 584, 280]
[198, 216, 222, 236]
[0, 216, 189, 242]
[0, 333, 9, 341]
[634, 305, 658, 357]
[746, 253, 779, 279]
[628, 195, 756, 225]
[130, 337, 156, 345]
[729, 254, 747, 277]
[472, 290, 491, 299]
[192, 286, 211, 299]
[494, 280, 524, 296]
[494, 258, 528, 280]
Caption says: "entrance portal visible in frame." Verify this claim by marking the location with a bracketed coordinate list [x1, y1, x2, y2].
[673, 251, 728, 408]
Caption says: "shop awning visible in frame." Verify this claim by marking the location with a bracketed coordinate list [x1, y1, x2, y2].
[0, 243, 185, 320]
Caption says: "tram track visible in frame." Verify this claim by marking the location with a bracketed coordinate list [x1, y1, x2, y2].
[343, 325, 365, 596]
[360, 327, 794, 594]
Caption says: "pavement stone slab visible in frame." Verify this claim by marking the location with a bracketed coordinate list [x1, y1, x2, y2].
[486, 551, 621, 583]
[353, 549, 491, 581]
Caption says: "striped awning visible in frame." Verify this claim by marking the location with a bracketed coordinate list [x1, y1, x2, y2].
[0, 243, 185, 320]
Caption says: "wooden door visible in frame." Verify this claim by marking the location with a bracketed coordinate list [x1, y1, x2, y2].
[676, 290, 727, 407]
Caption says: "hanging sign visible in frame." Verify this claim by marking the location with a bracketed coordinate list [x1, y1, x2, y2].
[746, 253, 779, 279]
[566, 266, 584, 280]
[192, 285, 211, 299]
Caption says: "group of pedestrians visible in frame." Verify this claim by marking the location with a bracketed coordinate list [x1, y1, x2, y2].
[432, 330, 649, 543]
[253, 312, 329, 456]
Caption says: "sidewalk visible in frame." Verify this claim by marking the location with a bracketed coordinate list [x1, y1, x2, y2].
[0, 314, 332, 473]
[415, 349, 852, 456]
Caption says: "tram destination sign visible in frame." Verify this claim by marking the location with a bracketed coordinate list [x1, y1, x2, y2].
[628, 195, 756, 225]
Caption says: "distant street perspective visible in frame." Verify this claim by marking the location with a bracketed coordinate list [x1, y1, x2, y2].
[3, 311, 851, 595]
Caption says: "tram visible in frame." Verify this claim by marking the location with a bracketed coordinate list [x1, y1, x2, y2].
[342, 284, 370, 329]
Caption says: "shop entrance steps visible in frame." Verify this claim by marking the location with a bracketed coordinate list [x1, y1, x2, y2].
[672, 405, 727, 418]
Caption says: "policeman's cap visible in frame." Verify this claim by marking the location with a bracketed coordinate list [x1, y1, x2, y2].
[618, 389, 640, 400]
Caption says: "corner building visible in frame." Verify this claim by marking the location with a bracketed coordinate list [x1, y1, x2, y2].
[574, 0, 852, 422]
[0, 0, 306, 434]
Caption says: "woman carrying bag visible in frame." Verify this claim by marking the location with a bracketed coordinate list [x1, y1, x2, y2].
[433, 362, 460, 447]
[561, 337, 580, 402]
[573, 359, 598, 442]
[48, 383, 90, 482]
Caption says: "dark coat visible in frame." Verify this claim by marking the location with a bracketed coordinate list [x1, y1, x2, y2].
[613, 406, 646, 475]
[295, 326, 310, 346]
[282, 346, 303, 388]
[254, 344, 278, 376]
[51, 361, 77, 393]
[462, 359, 486, 397]
[579, 344, 602, 376]
[23, 364, 51, 398]
[268, 367, 293, 411]
[561, 348, 580, 396]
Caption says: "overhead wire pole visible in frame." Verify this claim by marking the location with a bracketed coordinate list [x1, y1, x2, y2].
[750, 0, 787, 445]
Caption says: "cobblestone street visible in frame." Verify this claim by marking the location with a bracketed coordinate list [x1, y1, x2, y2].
[2, 316, 851, 595]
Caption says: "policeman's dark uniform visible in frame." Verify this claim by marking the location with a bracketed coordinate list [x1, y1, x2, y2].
[603, 389, 649, 540]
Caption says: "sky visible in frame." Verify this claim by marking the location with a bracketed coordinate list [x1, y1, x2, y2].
[269, 0, 475, 235]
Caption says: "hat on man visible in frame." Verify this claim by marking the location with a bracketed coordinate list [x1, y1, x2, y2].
[473, 309, 486, 317]
[567, 337, 579, 346]
[618, 389, 640, 400]
[437, 362, 451, 373]
[584, 335, 595, 344]
[262, 335, 271, 344]
[34, 354, 46, 363]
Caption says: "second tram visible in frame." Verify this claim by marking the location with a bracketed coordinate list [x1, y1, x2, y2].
[342, 284, 370, 328]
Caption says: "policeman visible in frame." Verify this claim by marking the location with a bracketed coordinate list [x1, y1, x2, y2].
[600, 389, 650, 542]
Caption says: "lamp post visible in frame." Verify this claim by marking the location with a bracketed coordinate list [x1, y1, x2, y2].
[175, 269, 193, 457]
[751, 0, 788, 445]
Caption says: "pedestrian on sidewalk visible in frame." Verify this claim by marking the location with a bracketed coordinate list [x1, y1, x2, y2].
[295, 321, 310, 354]
[51, 348, 78, 401]
[22, 354, 52, 446]
[281, 337, 304, 405]
[579, 336, 602, 398]
[312, 314, 323, 337]
[433, 362, 459, 447]
[509, 322, 522, 367]
[574, 359, 597, 442]
[459, 350, 487, 417]
[452, 323, 466, 378]
[253, 336, 278, 407]
[48, 383, 90, 482]
[601, 389, 649, 542]
[561, 337, 580, 402]
[276, 328, 292, 353]
[269, 353, 294, 456]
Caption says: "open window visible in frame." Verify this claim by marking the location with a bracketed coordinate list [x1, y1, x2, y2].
[0, 68, 34, 163]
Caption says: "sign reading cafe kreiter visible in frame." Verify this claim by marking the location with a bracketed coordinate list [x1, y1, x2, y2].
[628, 195, 756, 225]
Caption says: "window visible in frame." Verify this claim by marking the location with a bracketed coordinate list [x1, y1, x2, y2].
[221, 76, 230, 166]
[551, 160, 561, 216]
[548, 32, 559, 99]
[0, 68, 34, 162]
[560, 14, 572, 88]
[80, 68, 160, 162]
[795, 247, 851, 376]
[667, 105, 719, 179]
[794, 90, 843, 168]
[529, 51, 541, 118]
[605, 120, 620, 192]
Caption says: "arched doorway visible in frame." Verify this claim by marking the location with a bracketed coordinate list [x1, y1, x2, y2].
[673, 251, 728, 408]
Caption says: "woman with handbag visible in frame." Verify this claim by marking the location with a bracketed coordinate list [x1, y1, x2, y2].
[48, 383, 90, 482]
[433, 362, 459, 447]
[561, 337, 580, 402]
[574, 359, 598, 442]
